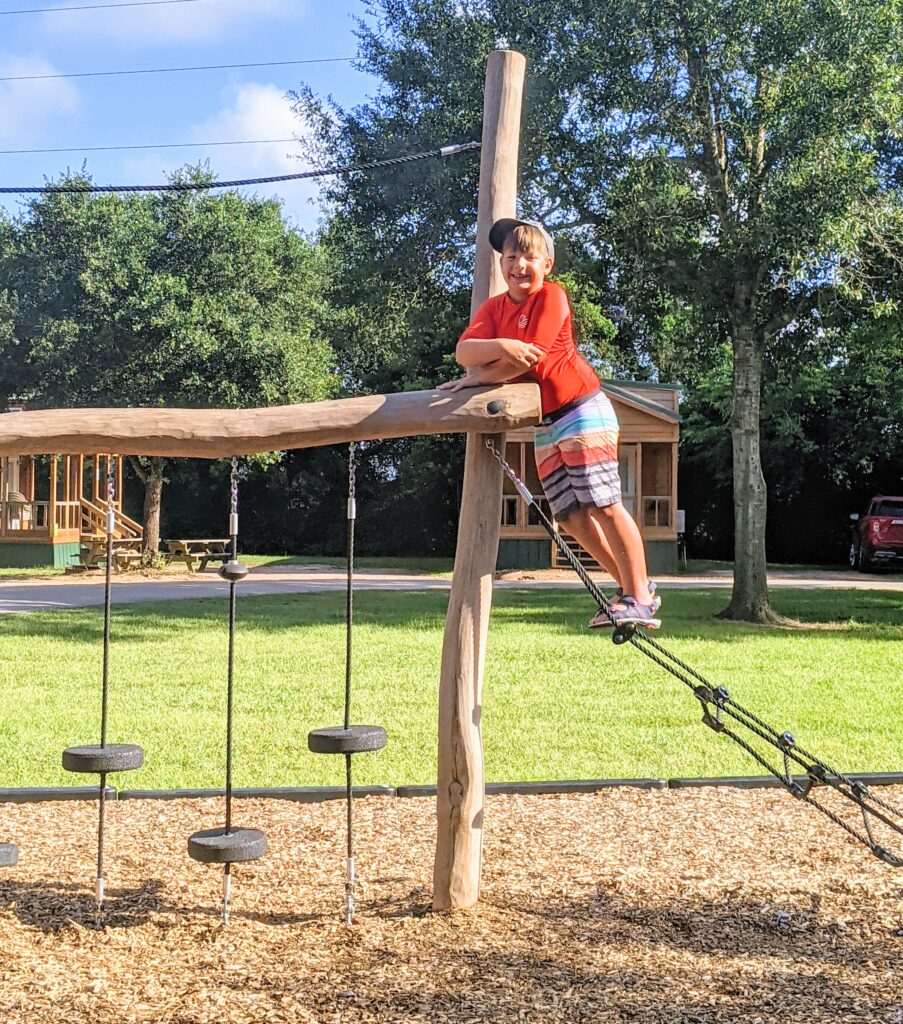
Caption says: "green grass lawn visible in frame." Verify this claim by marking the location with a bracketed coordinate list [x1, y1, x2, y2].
[0, 588, 900, 790]
[0, 554, 454, 580]
[241, 554, 454, 574]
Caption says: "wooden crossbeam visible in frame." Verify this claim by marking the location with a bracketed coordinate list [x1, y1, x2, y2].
[0, 385, 540, 458]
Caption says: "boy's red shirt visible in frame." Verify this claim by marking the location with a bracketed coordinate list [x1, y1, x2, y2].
[459, 280, 599, 416]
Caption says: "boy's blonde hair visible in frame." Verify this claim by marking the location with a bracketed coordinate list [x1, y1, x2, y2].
[502, 223, 552, 259]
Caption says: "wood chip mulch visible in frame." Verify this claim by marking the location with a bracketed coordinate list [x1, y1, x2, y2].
[1, 787, 902, 1023]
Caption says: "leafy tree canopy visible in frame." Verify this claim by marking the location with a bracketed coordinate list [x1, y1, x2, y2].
[0, 170, 337, 551]
[298, 0, 902, 618]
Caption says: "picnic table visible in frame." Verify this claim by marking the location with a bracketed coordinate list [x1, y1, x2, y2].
[164, 539, 231, 573]
[77, 537, 144, 571]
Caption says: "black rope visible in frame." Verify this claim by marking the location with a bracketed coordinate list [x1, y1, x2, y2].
[0, 141, 482, 195]
[483, 438, 903, 867]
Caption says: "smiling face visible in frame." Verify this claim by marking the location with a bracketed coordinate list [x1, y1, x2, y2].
[495, 241, 552, 301]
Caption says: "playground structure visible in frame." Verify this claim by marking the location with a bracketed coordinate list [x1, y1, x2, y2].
[0, 49, 532, 910]
[0, 50, 900, 919]
[0, 445, 142, 569]
[0, 382, 541, 912]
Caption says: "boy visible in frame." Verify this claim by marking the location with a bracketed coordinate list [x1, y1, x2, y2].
[438, 218, 660, 629]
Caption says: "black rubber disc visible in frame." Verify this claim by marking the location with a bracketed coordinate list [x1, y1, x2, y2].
[307, 725, 388, 755]
[62, 743, 144, 774]
[187, 827, 268, 864]
[612, 624, 636, 645]
[218, 560, 249, 583]
[0, 843, 18, 867]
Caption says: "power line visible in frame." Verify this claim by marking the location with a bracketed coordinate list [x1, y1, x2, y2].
[0, 141, 481, 193]
[0, 138, 295, 154]
[0, 0, 200, 15]
[0, 57, 355, 83]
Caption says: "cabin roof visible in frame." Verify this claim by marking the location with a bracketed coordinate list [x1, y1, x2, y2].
[601, 381, 682, 423]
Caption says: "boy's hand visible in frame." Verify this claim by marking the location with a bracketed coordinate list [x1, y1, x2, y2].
[437, 371, 480, 392]
[497, 339, 544, 369]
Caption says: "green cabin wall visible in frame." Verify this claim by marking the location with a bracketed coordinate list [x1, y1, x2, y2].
[0, 541, 80, 569]
[496, 538, 678, 575]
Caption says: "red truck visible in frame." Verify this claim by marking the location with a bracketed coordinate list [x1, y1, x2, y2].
[849, 496, 903, 571]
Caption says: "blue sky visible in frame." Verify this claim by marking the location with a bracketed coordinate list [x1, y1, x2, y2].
[0, 0, 381, 231]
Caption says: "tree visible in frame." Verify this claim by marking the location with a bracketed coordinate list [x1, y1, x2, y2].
[0, 172, 336, 551]
[298, 0, 903, 620]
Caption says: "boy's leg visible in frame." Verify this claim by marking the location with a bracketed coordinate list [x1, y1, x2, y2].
[590, 501, 653, 607]
[558, 508, 622, 587]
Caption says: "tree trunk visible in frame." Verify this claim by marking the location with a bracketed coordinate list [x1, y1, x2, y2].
[720, 329, 776, 622]
[141, 457, 165, 555]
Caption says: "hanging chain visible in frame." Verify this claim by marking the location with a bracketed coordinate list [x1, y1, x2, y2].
[345, 442, 356, 730]
[100, 457, 116, 746]
[230, 457, 239, 515]
[229, 456, 239, 558]
[483, 437, 903, 867]
[345, 442, 358, 924]
[224, 456, 240, 833]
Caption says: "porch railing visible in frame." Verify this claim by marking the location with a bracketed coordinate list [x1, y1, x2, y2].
[0, 499, 50, 536]
[55, 500, 81, 532]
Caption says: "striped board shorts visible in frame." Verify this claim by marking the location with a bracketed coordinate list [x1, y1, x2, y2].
[534, 392, 622, 521]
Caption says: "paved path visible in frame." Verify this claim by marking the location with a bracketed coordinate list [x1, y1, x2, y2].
[0, 565, 900, 614]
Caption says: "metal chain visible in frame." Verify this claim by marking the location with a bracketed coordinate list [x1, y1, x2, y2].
[483, 436, 903, 867]
[345, 442, 358, 923]
[345, 442, 356, 731]
[225, 456, 240, 832]
[100, 457, 116, 746]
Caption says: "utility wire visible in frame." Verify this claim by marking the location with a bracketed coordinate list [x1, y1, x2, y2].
[0, 138, 295, 154]
[0, 140, 481, 194]
[0, 0, 200, 14]
[0, 57, 355, 82]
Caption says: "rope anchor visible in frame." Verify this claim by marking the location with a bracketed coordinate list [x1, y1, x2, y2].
[483, 437, 903, 868]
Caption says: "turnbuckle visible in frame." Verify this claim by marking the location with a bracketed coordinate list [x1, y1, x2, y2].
[694, 685, 725, 734]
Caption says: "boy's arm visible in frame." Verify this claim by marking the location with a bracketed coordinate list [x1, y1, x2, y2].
[437, 357, 526, 393]
[456, 336, 545, 370]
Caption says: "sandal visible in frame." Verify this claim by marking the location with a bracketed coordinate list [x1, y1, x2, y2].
[608, 595, 661, 630]
[589, 581, 659, 630]
[616, 580, 660, 611]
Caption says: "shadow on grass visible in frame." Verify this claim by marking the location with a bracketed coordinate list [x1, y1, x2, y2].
[2, 589, 900, 648]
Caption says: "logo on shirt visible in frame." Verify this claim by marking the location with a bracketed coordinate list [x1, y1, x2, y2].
[518, 313, 528, 330]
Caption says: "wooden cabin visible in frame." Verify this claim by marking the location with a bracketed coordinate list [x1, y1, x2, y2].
[0, 450, 142, 568]
[497, 381, 681, 574]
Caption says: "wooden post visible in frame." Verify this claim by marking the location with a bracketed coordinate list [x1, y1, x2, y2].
[433, 49, 525, 911]
[49, 456, 58, 534]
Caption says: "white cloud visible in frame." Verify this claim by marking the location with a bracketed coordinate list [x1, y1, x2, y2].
[115, 82, 325, 231]
[0, 54, 80, 147]
[38, 0, 310, 48]
[191, 82, 301, 173]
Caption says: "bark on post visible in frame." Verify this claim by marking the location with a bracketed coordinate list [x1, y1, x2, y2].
[433, 49, 526, 911]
